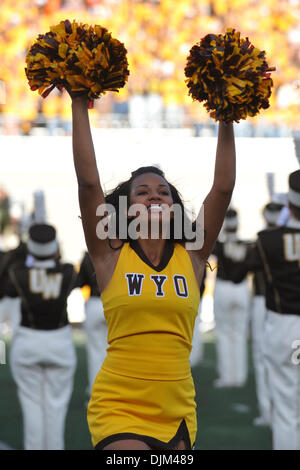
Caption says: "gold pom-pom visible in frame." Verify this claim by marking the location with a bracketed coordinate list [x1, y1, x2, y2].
[184, 28, 275, 123]
[25, 19, 130, 104]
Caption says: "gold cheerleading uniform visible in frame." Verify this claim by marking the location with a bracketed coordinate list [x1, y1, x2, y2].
[87, 241, 200, 449]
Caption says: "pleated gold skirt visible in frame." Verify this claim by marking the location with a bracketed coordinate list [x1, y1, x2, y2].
[87, 367, 197, 450]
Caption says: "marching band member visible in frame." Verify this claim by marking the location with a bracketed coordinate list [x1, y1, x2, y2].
[6, 223, 78, 450]
[250, 201, 284, 427]
[213, 209, 251, 388]
[245, 170, 300, 450]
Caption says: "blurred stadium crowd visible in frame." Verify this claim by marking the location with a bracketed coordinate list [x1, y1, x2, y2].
[1, 0, 300, 136]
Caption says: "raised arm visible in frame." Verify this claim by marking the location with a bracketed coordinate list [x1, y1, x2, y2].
[193, 121, 236, 261]
[71, 96, 108, 261]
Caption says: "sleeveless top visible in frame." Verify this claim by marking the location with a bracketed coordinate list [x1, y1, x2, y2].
[101, 242, 200, 380]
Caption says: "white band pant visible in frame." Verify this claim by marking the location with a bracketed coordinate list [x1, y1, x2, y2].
[84, 297, 108, 395]
[9, 325, 76, 450]
[264, 310, 300, 450]
[214, 279, 250, 386]
[251, 295, 271, 423]
[190, 300, 204, 368]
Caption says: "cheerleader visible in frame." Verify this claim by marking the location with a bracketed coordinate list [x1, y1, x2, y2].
[69, 93, 236, 450]
[25, 21, 275, 451]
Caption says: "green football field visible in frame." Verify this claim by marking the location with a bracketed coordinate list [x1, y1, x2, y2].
[0, 329, 272, 450]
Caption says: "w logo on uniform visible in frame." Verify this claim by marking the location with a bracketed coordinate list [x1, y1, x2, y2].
[125, 273, 145, 296]
[29, 269, 63, 300]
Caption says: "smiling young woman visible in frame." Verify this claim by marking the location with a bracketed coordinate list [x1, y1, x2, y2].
[69, 93, 236, 450]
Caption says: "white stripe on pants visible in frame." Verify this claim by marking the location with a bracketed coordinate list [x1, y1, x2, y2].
[0, 296, 21, 337]
[214, 279, 250, 385]
[9, 325, 76, 450]
[84, 297, 108, 395]
[190, 300, 204, 367]
[251, 295, 271, 423]
[264, 310, 300, 450]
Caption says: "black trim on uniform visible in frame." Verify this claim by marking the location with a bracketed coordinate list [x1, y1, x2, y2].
[94, 419, 192, 450]
[9, 268, 36, 328]
[256, 237, 283, 314]
[129, 240, 174, 273]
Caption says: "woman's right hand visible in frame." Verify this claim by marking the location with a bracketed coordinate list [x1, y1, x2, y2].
[64, 83, 90, 103]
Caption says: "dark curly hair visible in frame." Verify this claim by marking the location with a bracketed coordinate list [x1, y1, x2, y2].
[104, 166, 196, 249]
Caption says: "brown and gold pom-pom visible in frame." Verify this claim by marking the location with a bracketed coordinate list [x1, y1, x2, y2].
[25, 19, 130, 103]
[184, 28, 275, 123]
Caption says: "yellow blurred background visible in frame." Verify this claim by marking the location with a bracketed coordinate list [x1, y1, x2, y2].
[1, 0, 300, 137]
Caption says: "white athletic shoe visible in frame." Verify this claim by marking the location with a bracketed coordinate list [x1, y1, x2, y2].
[253, 416, 270, 427]
[213, 378, 245, 388]
[213, 378, 232, 388]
